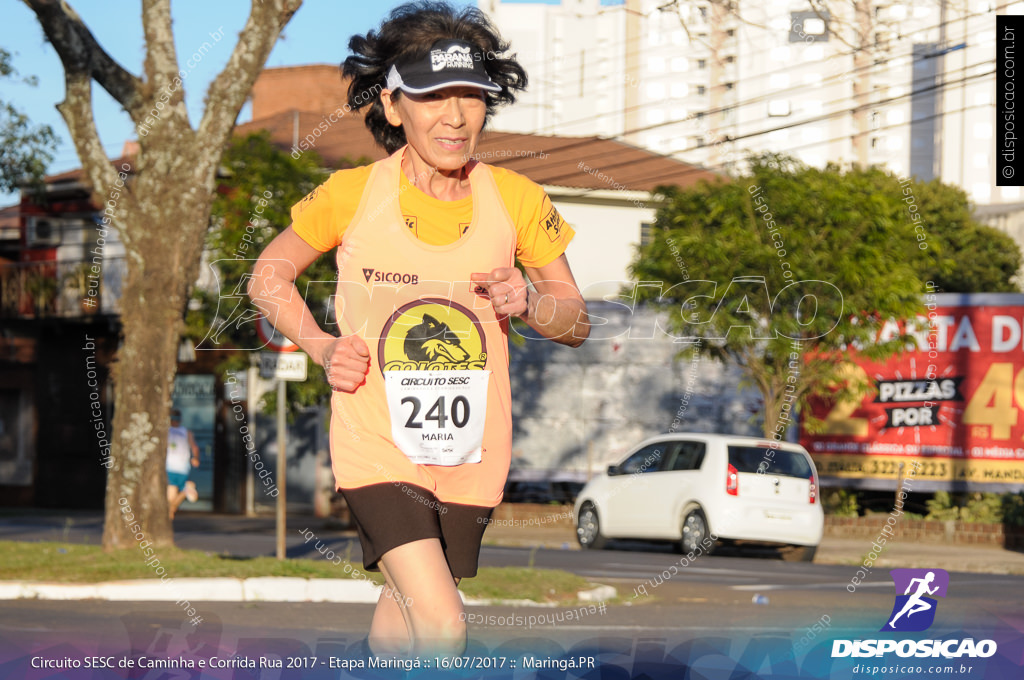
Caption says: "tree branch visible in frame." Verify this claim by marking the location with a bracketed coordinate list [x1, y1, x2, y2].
[23, 0, 144, 115]
[141, 0, 180, 100]
[197, 0, 302, 147]
[56, 70, 138, 253]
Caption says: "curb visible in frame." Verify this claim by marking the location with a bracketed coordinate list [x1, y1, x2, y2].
[0, 579, 618, 606]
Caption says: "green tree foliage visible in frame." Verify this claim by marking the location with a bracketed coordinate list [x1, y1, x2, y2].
[0, 48, 58, 193]
[925, 491, 1010, 524]
[631, 154, 928, 438]
[185, 131, 369, 415]
[910, 179, 1022, 292]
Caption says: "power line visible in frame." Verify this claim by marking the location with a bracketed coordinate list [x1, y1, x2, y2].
[505, 1, 998, 138]
[531, 50, 993, 189]
[619, 50, 993, 141]
[565, 65, 994, 189]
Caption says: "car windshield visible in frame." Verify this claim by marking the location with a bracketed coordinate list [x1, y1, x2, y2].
[728, 446, 812, 478]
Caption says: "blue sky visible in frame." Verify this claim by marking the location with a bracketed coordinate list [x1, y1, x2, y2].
[3, 0, 483, 202]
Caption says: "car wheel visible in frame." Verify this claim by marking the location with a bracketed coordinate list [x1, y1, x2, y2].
[680, 508, 716, 555]
[576, 502, 608, 550]
[780, 545, 817, 562]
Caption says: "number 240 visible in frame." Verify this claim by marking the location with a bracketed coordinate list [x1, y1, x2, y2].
[402, 396, 470, 429]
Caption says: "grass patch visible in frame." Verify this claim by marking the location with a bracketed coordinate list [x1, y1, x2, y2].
[0, 541, 592, 603]
[459, 566, 590, 603]
[0, 540, 372, 583]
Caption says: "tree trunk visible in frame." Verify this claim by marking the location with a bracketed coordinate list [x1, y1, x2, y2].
[24, 0, 302, 549]
[761, 377, 785, 439]
[101, 148, 214, 548]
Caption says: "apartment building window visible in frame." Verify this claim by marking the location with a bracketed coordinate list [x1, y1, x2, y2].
[697, 59, 707, 69]
[803, 18, 827, 35]
[640, 222, 655, 247]
[647, 109, 667, 125]
[790, 11, 830, 42]
[697, 85, 706, 95]
[804, 100, 823, 115]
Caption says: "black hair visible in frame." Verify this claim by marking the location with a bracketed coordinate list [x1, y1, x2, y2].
[342, 1, 528, 153]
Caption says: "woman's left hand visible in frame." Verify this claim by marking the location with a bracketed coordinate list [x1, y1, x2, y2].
[471, 267, 530, 319]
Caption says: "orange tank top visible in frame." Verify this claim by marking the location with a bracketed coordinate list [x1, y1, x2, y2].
[328, 146, 516, 507]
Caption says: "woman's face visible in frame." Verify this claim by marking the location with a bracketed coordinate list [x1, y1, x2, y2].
[382, 86, 487, 171]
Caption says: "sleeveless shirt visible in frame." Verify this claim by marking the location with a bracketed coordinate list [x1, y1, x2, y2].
[328, 146, 517, 507]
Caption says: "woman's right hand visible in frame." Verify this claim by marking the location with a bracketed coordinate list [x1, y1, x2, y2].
[318, 335, 371, 393]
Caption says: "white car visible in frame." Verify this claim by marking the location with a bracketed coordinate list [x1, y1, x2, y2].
[573, 433, 824, 561]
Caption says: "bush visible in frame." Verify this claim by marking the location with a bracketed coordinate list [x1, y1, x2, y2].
[925, 492, 1006, 523]
[925, 491, 959, 521]
[1002, 492, 1024, 527]
[961, 493, 1004, 523]
[822, 488, 859, 517]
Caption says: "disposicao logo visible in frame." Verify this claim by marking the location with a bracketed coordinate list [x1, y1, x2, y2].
[882, 568, 949, 632]
[831, 568, 997, 659]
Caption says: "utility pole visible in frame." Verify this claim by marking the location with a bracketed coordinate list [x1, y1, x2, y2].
[935, 0, 947, 182]
[624, 0, 643, 145]
[850, 0, 873, 167]
[707, 0, 730, 168]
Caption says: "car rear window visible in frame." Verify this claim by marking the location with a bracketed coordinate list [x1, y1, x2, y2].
[728, 446, 813, 478]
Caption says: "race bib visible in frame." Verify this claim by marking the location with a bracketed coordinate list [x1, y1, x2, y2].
[384, 370, 490, 466]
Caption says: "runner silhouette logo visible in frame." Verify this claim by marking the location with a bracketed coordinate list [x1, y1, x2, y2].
[881, 568, 949, 632]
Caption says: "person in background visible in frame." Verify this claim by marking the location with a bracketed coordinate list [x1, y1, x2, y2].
[166, 408, 199, 519]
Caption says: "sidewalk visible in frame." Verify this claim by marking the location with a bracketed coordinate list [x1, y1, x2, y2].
[1, 509, 1022, 605]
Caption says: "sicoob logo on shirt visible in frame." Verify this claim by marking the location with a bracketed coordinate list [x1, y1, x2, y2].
[378, 298, 487, 373]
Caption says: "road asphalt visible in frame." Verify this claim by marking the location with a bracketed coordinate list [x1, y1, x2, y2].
[2, 509, 1022, 605]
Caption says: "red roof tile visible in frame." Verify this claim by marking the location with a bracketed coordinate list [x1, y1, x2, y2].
[236, 108, 719, 193]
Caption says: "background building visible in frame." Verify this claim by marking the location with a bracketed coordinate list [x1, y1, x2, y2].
[480, 0, 1006, 207]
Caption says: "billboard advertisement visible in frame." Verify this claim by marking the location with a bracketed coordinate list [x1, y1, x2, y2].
[802, 292, 1024, 492]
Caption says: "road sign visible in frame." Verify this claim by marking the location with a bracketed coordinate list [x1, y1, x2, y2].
[259, 351, 308, 381]
[256, 350, 308, 560]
